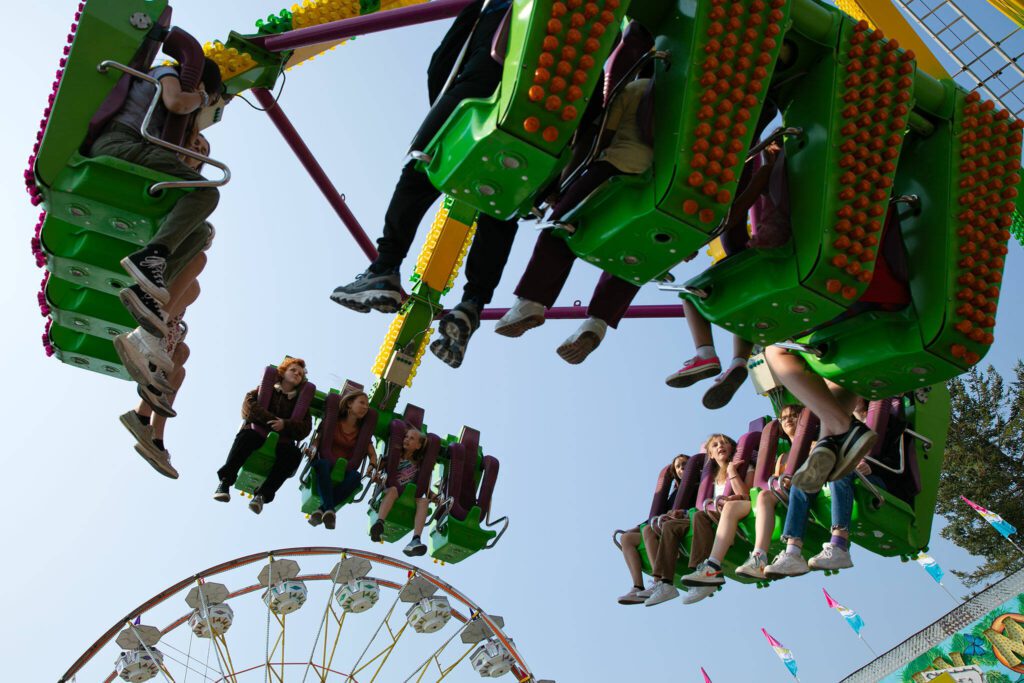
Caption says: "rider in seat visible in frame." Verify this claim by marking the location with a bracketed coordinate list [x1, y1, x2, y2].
[309, 392, 378, 530]
[89, 59, 223, 338]
[370, 427, 431, 556]
[212, 358, 313, 513]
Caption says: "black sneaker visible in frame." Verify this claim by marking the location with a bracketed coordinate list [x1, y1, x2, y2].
[370, 519, 385, 542]
[438, 301, 481, 344]
[330, 268, 403, 313]
[429, 336, 467, 369]
[702, 364, 749, 410]
[403, 537, 427, 557]
[323, 509, 336, 530]
[213, 481, 231, 502]
[119, 285, 168, 339]
[249, 494, 264, 514]
[829, 419, 879, 480]
[121, 246, 170, 305]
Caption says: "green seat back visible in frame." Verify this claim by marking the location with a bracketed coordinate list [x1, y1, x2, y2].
[235, 431, 280, 494]
[420, 0, 631, 219]
[559, 0, 791, 285]
[429, 505, 496, 564]
[799, 88, 1019, 397]
[684, 14, 911, 343]
[33, 0, 169, 187]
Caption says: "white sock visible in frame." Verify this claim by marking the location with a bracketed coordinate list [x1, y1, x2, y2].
[753, 549, 767, 559]
[696, 345, 716, 359]
[786, 544, 802, 556]
[730, 357, 747, 369]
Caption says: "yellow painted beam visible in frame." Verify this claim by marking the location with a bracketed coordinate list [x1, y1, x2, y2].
[836, 0, 951, 79]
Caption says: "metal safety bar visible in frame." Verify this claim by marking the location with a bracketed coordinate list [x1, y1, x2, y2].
[773, 340, 826, 358]
[656, 282, 709, 299]
[96, 60, 230, 194]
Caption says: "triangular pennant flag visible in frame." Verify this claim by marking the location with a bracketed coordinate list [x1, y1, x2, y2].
[701, 667, 712, 683]
[915, 552, 945, 584]
[762, 628, 799, 679]
[962, 496, 1017, 539]
[823, 588, 865, 635]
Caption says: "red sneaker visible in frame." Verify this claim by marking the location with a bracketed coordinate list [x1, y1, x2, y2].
[665, 355, 721, 388]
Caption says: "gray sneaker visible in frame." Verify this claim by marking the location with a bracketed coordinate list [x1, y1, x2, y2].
[808, 542, 854, 571]
[736, 551, 768, 579]
[764, 550, 810, 579]
[119, 410, 153, 445]
[133, 441, 179, 479]
[330, 269, 403, 313]
[137, 383, 176, 419]
[791, 439, 838, 493]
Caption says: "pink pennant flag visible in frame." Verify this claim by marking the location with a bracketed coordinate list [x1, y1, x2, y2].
[701, 667, 712, 683]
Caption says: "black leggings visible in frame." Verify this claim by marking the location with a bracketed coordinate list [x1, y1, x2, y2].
[217, 429, 302, 502]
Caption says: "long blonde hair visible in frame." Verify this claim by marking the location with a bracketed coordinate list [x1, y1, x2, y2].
[703, 434, 737, 482]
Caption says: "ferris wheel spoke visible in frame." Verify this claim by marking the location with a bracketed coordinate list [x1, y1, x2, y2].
[301, 552, 348, 683]
[154, 636, 219, 682]
[400, 617, 472, 683]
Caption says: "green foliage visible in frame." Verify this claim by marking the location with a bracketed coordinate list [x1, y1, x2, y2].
[988, 672, 1012, 683]
[939, 363, 1024, 586]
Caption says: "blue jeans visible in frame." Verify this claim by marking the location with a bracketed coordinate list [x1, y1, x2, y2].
[312, 459, 361, 511]
[782, 474, 886, 541]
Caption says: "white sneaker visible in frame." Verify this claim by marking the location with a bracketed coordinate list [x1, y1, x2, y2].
[764, 550, 810, 579]
[736, 551, 768, 579]
[643, 582, 679, 606]
[114, 328, 174, 393]
[494, 297, 546, 337]
[681, 560, 725, 586]
[556, 317, 607, 365]
[681, 585, 717, 605]
[808, 542, 854, 571]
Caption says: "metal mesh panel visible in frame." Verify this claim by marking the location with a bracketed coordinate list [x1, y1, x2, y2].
[893, 0, 1024, 116]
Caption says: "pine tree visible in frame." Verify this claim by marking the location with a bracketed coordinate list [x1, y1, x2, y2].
[937, 362, 1024, 586]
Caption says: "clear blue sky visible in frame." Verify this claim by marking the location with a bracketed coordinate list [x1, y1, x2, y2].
[4, 1, 1022, 681]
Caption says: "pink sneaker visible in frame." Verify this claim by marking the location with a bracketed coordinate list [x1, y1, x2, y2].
[665, 355, 721, 388]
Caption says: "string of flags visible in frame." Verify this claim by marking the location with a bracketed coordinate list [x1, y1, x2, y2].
[763, 628, 800, 680]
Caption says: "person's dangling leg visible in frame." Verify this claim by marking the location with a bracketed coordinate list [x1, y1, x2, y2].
[403, 498, 431, 556]
[556, 272, 640, 365]
[370, 487, 401, 542]
[702, 335, 755, 410]
[433, 214, 519, 368]
[666, 300, 722, 388]
[808, 475, 856, 571]
[765, 346, 877, 492]
[250, 439, 302, 511]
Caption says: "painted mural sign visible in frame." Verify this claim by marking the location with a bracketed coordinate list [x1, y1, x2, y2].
[878, 593, 1024, 683]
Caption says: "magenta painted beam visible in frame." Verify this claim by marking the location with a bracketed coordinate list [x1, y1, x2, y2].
[472, 305, 686, 321]
[261, 0, 476, 53]
[254, 88, 378, 262]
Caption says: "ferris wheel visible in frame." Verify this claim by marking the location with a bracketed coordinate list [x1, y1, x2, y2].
[59, 547, 548, 683]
